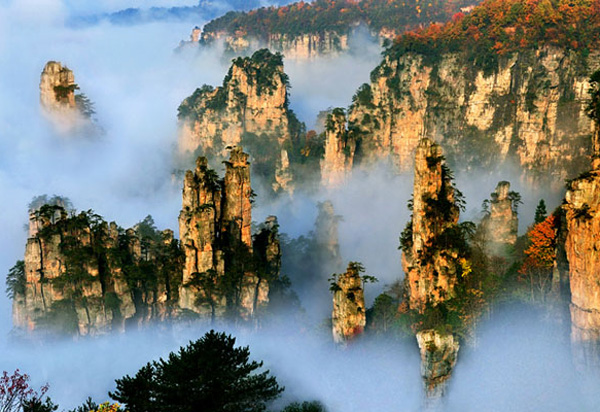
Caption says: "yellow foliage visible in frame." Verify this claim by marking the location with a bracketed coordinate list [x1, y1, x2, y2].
[90, 403, 122, 412]
[459, 257, 472, 278]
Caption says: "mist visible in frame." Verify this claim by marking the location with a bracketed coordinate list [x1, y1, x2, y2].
[0, 1, 595, 411]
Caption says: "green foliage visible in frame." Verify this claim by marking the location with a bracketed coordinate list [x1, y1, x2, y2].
[74, 93, 96, 119]
[399, 221, 413, 253]
[6, 261, 25, 299]
[53, 84, 79, 100]
[110, 330, 284, 412]
[534, 199, 548, 224]
[22, 397, 59, 412]
[67, 397, 99, 412]
[281, 401, 327, 412]
[508, 191, 523, 214]
[586, 69, 600, 124]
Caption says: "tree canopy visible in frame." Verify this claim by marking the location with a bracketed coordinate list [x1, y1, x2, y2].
[110, 330, 284, 412]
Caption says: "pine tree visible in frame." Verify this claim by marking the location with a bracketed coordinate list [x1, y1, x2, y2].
[534, 199, 547, 224]
[110, 330, 283, 412]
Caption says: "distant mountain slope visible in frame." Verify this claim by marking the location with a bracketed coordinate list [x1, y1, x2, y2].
[68, 0, 294, 27]
[322, 0, 600, 187]
[196, 0, 479, 58]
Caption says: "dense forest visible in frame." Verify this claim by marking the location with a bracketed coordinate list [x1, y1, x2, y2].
[201, 0, 478, 41]
[388, 0, 600, 71]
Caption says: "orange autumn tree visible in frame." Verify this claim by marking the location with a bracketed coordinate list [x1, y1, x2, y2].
[519, 213, 558, 302]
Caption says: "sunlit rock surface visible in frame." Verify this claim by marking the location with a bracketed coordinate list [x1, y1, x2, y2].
[332, 263, 366, 344]
[332, 46, 596, 186]
[564, 126, 600, 371]
[178, 147, 277, 320]
[177, 50, 295, 194]
[401, 138, 464, 398]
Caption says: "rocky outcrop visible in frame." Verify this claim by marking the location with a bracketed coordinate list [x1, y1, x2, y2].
[401, 138, 465, 398]
[402, 139, 461, 311]
[335, 46, 598, 186]
[13, 206, 182, 336]
[178, 147, 278, 321]
[331, 262, 366, 344]
[480, 181, 519, 256]
[40, 61, 96, 134]
[40, 61, 76, 112]
[321, 109, 354, 188]
[416, 330, 460, 400]
[177, 49, 298, 194]
[564, 126, 600, 371]
[13, 148, 280, 335]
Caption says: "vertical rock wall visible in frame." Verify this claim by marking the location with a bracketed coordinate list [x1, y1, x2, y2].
[564, 127, 600, 371]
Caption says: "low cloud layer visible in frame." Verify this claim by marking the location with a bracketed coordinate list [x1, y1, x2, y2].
[0, 1, 593, 411]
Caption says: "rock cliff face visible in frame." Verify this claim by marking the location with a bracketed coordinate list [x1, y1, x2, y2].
[178, 147, 279, 321]
[402, 139, 461, 311]
[564, 127, 600, 371]
[177, 49, 300, 194]
[13, 206, 182, 336]
[331, 262, 366, 344]
[327, 46, 598, 186]
[416, 330, 460, 400]
[204, 31, 351, 60]
[401, 138, 464, 398]
[321, 109, 354, 188]
[40, 61, 95, 134]
[480, 181, 519, 256]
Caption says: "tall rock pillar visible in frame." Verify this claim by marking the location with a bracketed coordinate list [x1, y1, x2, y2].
[401, 138, 462, 400]
[332, 262, 366, 344]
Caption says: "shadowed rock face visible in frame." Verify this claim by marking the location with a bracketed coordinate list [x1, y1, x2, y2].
[178, 147, 279, 321]
[401, 138, 463, 400]
[332, 263, 366, 344]
[564, 126, 600, 371]
[480, 181, 518, 256]
[315, 200, 343, 271]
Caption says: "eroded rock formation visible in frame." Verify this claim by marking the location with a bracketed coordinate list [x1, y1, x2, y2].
[178, 147, 279, 321]
[328, 46, 597, 187]
[564, 125, 600, 371]
[480, 181, 519, 256]
[416, 331, 460, 402]
[12, 148, 280, 335]
[401, 138, 464, 398]
[321, 109, 354, 188]
[177, 49, 299, 193]
[331, 262, 366, 344]
[13, 206, 182, 336]
[204, 31, 352, 60]
[40, 61, 95, 134]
